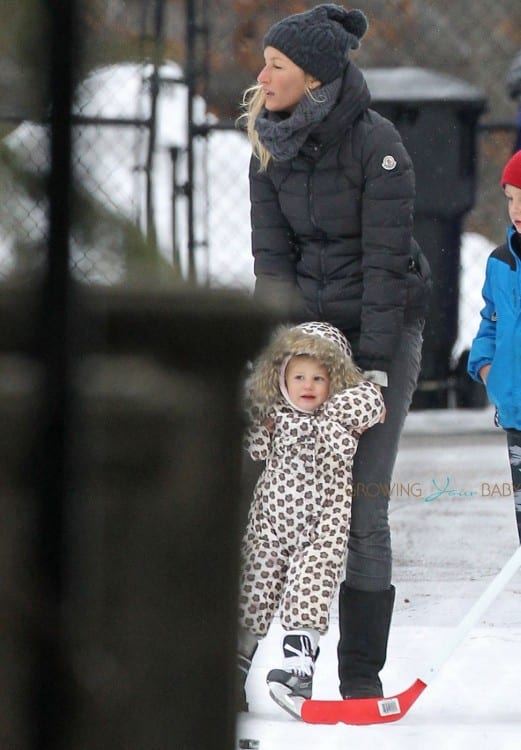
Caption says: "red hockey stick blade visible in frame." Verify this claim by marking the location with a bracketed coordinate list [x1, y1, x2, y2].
[300, 678, 427, 725]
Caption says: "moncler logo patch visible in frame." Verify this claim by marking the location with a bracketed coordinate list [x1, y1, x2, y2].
[382, 155, 397, 170]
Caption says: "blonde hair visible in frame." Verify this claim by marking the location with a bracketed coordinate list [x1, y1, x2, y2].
[238, 84, 271, 171]
[238, 81, 325, 173]
[245, 325, 364, 413]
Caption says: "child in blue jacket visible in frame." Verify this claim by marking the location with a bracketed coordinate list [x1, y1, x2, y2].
[468, 149, 521, 542]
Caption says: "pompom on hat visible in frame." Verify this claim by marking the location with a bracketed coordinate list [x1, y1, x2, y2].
[263, 4, 368, 85]
[501, 149, 521, 190]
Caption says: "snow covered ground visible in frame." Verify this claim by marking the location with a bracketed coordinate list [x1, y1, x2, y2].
[237, 405, 521, 749]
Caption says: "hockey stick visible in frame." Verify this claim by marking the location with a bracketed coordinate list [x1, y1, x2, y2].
[301, 543, 521, 725]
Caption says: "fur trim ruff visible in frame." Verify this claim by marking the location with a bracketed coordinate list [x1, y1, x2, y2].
[246, 322, 363, 413]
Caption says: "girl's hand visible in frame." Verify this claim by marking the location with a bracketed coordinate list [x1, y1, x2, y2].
[358, 385, 386, 432]
[374, 384, 386, 423]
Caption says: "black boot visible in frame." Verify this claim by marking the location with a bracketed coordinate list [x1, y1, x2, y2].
[337, 583, 395, 698]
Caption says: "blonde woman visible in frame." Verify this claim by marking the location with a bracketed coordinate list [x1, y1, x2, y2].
[239, 4, 431, 703]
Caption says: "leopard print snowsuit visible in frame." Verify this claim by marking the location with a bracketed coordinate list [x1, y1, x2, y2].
[238, 322, 384, 637]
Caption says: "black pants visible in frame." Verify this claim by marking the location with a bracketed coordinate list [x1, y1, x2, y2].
[506, 429, 521, 543]
[346, 321, 424, 591]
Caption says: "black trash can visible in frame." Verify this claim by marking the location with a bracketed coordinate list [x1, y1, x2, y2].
[364, 67, 487, 408]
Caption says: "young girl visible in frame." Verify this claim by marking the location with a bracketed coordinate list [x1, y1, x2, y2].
[237, 321, 384, 717]
[468, 149, 521, 543]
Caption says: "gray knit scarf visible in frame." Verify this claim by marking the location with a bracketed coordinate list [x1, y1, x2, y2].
[254, 77, 342, 162]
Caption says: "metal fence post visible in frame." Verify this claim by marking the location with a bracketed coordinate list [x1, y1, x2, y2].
[35, 0, 79, 748]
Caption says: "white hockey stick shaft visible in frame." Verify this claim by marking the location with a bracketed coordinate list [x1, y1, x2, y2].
[418, 544, 521, 684]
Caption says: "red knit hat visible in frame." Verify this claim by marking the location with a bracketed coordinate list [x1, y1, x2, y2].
[501, 150, 521, 189]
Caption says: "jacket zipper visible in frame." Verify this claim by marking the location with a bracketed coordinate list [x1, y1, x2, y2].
[514, 251, 521, 420]
[308, 169, 317, 228]
[308, 167, 326, 316]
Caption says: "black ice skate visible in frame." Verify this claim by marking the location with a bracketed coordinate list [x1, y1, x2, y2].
[266, 633, 319, 719]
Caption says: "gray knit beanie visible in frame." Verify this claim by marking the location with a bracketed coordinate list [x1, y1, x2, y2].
[263, 4, 368, 85]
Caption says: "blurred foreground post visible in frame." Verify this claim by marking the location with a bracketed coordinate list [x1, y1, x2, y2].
[0, 282, 273, 749]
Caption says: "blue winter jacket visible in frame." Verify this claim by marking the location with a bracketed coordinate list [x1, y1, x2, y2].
[467, 226, 521, 429]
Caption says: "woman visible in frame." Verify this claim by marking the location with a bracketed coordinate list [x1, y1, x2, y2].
[240, 3, 431, 701]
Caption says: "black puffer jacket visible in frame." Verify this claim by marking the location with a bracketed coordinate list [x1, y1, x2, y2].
[250, 62, 431, 373]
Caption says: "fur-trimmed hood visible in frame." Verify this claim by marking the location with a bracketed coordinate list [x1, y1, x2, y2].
[246, 321, 363, 412]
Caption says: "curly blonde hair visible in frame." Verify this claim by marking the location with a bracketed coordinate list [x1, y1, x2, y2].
[246, 324, 364, 414]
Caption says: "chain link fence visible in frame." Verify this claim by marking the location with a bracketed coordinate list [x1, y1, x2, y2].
[0, 62, 170, 284]
[2, 0, 521, 364]
[200, 0, 521, 371]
